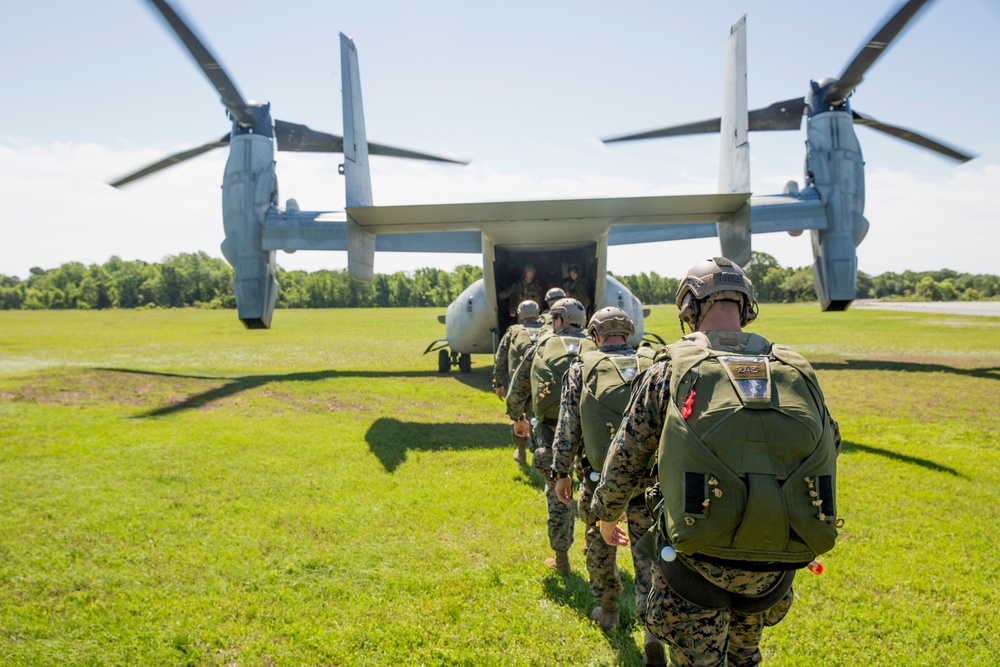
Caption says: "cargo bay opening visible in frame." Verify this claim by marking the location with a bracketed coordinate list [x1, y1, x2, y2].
[492, 243, 598, 337]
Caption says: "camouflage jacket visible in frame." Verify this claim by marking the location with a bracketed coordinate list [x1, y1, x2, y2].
[493, 326, 515, 388]
[561, 276, 591, 309]
[551, 342, 635, 476]
[497, 279, 543, 317]
[505, 344, 538, 422]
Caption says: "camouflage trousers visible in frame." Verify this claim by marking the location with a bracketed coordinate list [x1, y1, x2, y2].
[644, 561, 794, 667]
[531, 422, 575, 552]
[579, 476, 656, 616]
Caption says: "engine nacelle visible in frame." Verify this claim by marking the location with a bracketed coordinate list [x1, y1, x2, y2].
[805, 110, 865, 311]
[444, 279, 496, 354]
[221, 133, 279, 328]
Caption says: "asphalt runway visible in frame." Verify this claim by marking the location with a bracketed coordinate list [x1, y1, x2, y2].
[850, 299, 1000, 317]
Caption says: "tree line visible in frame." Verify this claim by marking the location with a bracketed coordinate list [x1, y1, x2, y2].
[1, 251, 997, 310]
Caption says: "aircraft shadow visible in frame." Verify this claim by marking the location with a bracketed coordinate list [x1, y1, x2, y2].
[542, 568, 643, 664]
[841, 440, 963, 478]
[95, 367, 492, 418]
[365, 417, 510, 472]
[812, 359, 1000, 381]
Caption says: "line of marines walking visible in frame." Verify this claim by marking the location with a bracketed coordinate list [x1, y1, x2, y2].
[492, 257, 841, 667]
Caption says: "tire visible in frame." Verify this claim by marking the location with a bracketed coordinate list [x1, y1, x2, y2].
[438, 349, 451, 374]
[458, 353, 471, 374]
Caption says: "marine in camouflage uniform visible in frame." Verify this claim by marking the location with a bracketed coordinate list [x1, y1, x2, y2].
[562, 264, 592, 313]
[497, 264, 544, 318]
[551, 332, 656, 605]
[507, 298, 595, 572]
[593, 258, 840, 667]
[494, 300, 543, 464]
[552, 307, 665, 664]
[537, 287, 565, 330]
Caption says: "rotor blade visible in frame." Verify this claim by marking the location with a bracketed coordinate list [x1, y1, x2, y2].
[602, 118, 722, 143]
[748, 97, 806, 131]
[146, 0, 256, 126]
[273, 120, 344, 152]
[274, 120, 467, 164]
[824, 0, 934, 105]
[602, 97, 806, 144]
[367, 141, 468, 165]
[852, 110, 975, 163]
[109, 134, 231, 188]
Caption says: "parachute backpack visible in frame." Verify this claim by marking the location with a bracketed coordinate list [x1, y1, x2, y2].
[579, 346, 656, 472]
[656, 332, 839, 567]
[530, 331, 597, 422]
[507, 321, 544, 375]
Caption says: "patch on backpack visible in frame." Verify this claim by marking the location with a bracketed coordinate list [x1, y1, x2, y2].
[608, 354, 639, 382]
[719, 355, 771, 408]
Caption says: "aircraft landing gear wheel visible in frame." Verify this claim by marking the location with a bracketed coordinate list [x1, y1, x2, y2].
[438, 349, 451, 374]
[458, 353, 471, 374]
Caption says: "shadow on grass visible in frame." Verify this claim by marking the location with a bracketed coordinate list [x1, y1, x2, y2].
[813, 359, 1000, 381]
[842, 440, 964, 477]
[542, 569, 644, 665]
[365, 417, 511, 472]
[97, 366, 492, 418]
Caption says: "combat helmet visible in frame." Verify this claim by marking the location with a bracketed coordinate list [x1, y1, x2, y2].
[544, 287, 566, 305]
[675, 257, 758, 330]
[548, 298, 587, 328]
[516, 299, 540, 322]
[587, 306, 634, 340]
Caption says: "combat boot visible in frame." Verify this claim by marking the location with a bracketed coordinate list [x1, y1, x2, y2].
[589, 603, 620, 632]
[513, 443, 527, 464]
[643, 628, 666, 666]
[543, 550, 570, 574]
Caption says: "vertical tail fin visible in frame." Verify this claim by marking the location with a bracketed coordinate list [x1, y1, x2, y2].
[716, 15, 752, 266]
[340, 32, 375, 281]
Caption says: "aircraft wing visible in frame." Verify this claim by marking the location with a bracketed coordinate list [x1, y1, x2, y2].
[263, 191, 824, 253]
[749, 190, 827, 234]
[262, 210, 483, 253]
[346, 193, 750, 236]
[607, 189, 828, 245]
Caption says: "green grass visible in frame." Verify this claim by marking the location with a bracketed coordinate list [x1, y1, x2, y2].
[1, 305, 999, 666]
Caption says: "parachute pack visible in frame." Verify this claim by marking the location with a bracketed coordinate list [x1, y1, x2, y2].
[579, 346, 656, 472]
[507, 321, 544, 376]
[656, 332, 839, 567]
[530, 331, 597, 422]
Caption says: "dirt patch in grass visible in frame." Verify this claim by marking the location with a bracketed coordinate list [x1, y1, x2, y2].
[3, 368, 384, 416]
[6, 368, 213, 408]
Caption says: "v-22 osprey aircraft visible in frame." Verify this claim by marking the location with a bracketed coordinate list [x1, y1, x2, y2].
[115, 0, 972, 373]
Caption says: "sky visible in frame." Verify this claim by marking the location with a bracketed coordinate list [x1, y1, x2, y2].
[1, 0, 998, 281]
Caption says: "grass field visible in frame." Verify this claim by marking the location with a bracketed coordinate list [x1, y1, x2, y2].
[1, 304, 998, 666]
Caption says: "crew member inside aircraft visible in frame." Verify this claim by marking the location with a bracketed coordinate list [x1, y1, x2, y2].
[497, 264, 544, 318]
[562, 264, 591, 313]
